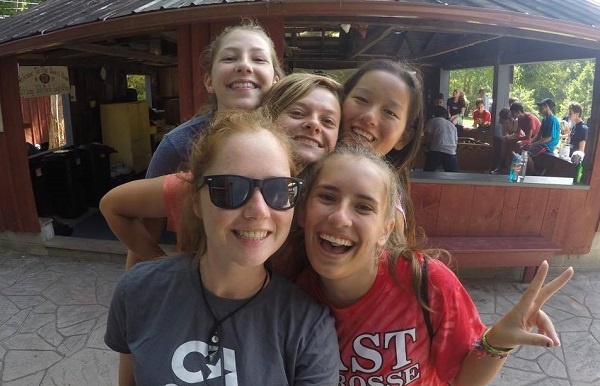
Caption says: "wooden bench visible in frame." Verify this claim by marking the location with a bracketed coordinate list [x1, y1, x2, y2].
[426, 236, 561, 283]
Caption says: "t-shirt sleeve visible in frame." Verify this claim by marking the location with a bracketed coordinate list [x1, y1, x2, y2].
[104, 273, 131, 354]
[146, 135, 181, 178]
[294, 306, 340, 385]
[427, 260, 486, 382]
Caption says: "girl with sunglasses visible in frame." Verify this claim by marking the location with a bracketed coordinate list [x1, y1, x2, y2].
[292, 144, 573, 385]
[100, 73, 343, 267]
[105, 110, 339, 385]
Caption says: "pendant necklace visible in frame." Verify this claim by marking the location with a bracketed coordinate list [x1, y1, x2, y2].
[199, 266, 270, 363]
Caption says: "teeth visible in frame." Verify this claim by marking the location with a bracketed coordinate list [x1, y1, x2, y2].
[352, 128, 375, 142]
[320, 233, 353, 247]
[230, 82, 256, 89]
[236, 230, 268, 240]
[294, 137, 320, 147]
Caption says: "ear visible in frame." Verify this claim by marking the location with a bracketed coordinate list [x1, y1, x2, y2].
[393, 128, 415, 151]
[204, 73, 214, 94]
[376, 218, 395, 248]
[272, 74, 280, 85]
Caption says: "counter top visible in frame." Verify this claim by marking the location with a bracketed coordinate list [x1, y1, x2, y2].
[409, 171, 588, 189]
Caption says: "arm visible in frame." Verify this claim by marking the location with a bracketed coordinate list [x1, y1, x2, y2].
[453, 262, 574, 386]
[119, 354, 136, 386]
[100, 177, 168, 260]
[577, 140, 586, 152]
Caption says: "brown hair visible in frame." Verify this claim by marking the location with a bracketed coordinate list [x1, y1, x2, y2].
[178, 109, 297, 255]
[261, 73, 343, 121]
[288, 144, 444, 309]
[200, 19, 284, 110]
[569, 102, 583, 117]
[342, 59, 425, 172]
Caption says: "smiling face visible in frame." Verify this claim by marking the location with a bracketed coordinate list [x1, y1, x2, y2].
[197, 130, 294, 270]
[276, 87, 341, 166]
[341, 70, 412, 155]
[300, 154, 393, 291]
[204, 30, 278, 111]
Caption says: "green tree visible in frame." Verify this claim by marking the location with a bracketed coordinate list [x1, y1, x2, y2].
[0, 0, 45, 18]
[449, 67, 494, 112]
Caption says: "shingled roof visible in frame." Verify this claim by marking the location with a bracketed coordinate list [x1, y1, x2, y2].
[0, 0, 599, 45]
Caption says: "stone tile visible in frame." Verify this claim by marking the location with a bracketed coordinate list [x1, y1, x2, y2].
[6, 295, 46, 310]
[57, 304, 107, 329]
[2, 350, 62, 382]
[41, 348, 118, 386]
[538, 351, 568, 378]
[3, 333, 55, 350]
[33, 300, 58, 314]
[20, 312, 55, 333]
[3, 371, 44, 386]
[502, 355, 542, 372]
[96, 281, 116, 308]
[58, 334, 87, 356]
[37, 322, 64, 347]
[0, 294, 20, 325]
[553, 316, 592, 332]
[489, 367, 546, 386]
[59, 318, 97, 336]
[562, 331, 600, 383]
[86, 326, 108, 350]
[0, 308, 31, 341]
[0, 344, 6, 359]
[45, 275, 99, 305]
[1, 271, 63, 296]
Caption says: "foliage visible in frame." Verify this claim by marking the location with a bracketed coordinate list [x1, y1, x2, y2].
[449, 59, 595, 120]
[0, 0, 45, 18]
[126, 75, 146, 101]
[449, 67, 494, 111]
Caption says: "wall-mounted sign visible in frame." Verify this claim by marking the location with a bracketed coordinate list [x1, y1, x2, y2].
[18, 66, 70, 98]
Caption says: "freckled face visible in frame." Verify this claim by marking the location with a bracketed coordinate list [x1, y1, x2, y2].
[277, 87, 341, 166]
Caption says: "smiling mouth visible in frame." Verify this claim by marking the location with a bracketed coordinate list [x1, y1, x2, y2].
[319, 233, 354, 253]
[351, 127, 375, 142]
[229, 81, 258, 89]
[293, 136, 322, 148]
[235, 230, 269, 240]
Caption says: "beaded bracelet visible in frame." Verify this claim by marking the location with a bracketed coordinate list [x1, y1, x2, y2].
[474, 329, 515, 359]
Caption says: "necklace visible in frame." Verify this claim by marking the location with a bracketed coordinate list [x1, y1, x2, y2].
[199, 266, 270, 363]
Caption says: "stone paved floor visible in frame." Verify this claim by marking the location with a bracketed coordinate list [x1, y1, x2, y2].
[0, 251, 598, 385]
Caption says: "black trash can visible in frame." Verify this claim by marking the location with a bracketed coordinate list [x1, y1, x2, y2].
[28, 153, 52, 217]
[78, 143, 115, 207]
[42, 149, 88, 219]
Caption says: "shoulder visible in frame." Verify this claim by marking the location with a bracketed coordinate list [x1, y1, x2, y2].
[423, 258, 464, 292]
[120, 254, 193, 290]
[164, 113, 211, 140]
[270, 273, 327, 313]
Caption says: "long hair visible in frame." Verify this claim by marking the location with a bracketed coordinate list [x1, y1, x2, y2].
[343, 59, 425, 172]
[287, 144, 445, 309]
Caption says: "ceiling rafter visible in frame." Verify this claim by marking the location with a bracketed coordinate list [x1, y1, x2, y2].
[347, 25, 395, 59]
[70, 42, 177, 65]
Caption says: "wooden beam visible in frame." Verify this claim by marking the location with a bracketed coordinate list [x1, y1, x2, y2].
[348, 25, 395, 59]
[70, 43, 177, 65]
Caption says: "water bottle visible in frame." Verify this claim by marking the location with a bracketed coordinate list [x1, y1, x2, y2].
[575, 160, 584, 183]
[508, 152, 522, 182]
[518, 150, 528, 182]
[457, 113, 463, 126]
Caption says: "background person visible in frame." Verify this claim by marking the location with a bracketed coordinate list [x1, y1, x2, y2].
[567, 102, 588, 156]
[472, 98, 491, 129]
[105, 110, 339, 385]
[447, 88, 467, 125]
[423, 105, 458, 172]
[523, 98, 561, 174]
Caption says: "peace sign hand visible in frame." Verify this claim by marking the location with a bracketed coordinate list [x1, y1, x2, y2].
[484, 261, 574, 350]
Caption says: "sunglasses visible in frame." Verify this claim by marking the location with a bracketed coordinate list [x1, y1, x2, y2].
[197, 174, 303, 210]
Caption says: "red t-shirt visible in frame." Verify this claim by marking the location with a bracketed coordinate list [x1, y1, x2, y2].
[517, 113, 541, 144]
[296, 254, 486, 385]
[472, 109, 491, 125]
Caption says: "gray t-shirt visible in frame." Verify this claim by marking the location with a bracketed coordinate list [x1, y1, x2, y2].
[146, 113, 212, 178]
[105, 254, 339, 385]
[424, 117, 458, 155]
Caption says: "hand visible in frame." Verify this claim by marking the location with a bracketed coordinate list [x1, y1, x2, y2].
[523, 144, 531, 151]
[485, 261, 574, 349]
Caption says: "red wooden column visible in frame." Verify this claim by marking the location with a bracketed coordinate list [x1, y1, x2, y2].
[0, 55, 40, 233]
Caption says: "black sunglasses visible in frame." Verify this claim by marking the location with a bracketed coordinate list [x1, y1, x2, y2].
[197, 174, 303, 210]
